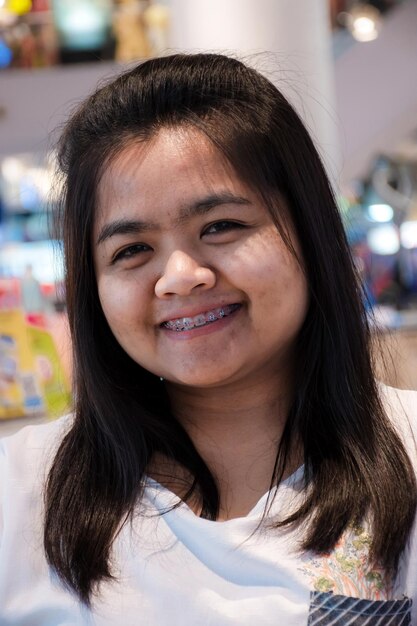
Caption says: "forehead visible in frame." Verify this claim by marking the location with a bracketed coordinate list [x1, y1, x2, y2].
[95, 128, 244, 220]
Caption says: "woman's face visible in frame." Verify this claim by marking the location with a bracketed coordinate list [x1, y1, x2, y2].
[93, 128, 308, 389]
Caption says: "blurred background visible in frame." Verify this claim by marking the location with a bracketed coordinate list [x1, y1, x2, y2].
[1, 0, 417, 432]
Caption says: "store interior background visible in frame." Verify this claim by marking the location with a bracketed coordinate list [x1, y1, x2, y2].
[1, 0, 417, 436]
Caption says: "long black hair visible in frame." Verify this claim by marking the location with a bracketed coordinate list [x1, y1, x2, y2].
[46, 53, 416, 604]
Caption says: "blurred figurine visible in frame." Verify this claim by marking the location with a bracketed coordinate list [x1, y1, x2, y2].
[113, 0, 151, 62]
[142, 0, 169, 56]
[20, 264, 45, 315]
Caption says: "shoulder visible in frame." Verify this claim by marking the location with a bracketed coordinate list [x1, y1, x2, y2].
[0, 415, 74, 554]
[378, 383, 417, 464]
[378, 383, 417, 426]
[0, 415, 73, 489]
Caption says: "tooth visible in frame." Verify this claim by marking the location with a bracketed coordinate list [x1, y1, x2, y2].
[195, 315, 206, 327]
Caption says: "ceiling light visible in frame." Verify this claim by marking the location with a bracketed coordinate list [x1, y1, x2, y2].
[367, 224, 400, 255]
[346, 3, 381, 42]
[400, 221, 417, 250]
[367, 203, 394, 223]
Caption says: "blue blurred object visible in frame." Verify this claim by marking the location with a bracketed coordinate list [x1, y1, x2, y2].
[0, 39, 13, 68]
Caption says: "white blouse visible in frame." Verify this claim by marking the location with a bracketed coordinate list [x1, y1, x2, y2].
[1, 385, 416, 625]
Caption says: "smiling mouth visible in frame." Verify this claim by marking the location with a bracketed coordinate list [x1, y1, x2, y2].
[162, 304, 241, 332]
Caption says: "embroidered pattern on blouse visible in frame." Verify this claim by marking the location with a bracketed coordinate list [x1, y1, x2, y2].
[299, 523, 395, 601]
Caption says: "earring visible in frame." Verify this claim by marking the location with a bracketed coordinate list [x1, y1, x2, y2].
[159, 377, 164, 382]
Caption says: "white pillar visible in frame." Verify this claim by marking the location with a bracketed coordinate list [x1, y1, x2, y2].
[168, 0, 341, 186]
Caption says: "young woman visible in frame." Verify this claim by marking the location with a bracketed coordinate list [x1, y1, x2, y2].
[1, 53, 416, 625]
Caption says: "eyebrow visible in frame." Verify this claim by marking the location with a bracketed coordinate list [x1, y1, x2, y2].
[96, 192, 251, 245]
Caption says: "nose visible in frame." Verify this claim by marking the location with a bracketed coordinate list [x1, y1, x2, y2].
[155, 250, 216, 298]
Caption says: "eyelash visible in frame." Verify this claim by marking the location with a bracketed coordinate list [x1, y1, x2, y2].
[202, 220, 245, 235]
[112, 243, 151, 263]
[112, 221, 246, 263]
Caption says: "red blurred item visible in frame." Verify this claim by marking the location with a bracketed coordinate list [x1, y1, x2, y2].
[26, 313, 47, 328]
[0, 279, 20, 310]
[31, 0, 50, 11]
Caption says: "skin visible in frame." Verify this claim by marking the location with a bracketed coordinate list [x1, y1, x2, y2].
[93, 127, 309, 519]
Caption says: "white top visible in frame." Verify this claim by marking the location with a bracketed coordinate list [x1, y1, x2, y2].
[1, 384, 417, 625]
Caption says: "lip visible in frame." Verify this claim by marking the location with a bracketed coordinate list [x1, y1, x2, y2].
[158, 302, 241, 326]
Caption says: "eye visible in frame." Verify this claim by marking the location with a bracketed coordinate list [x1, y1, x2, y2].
[112, 243, 152, 263]
[202, 220, 246, 236]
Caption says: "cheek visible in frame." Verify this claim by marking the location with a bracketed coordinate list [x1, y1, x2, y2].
[97, 276, 145, 335]
[235, 233, 308, 324]
[231, 231, 304, 291]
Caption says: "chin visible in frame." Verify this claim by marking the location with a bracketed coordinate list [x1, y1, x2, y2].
[166, 369, 236, 388]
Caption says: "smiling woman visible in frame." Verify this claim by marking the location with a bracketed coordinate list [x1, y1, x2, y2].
[0, 53, 417, 626]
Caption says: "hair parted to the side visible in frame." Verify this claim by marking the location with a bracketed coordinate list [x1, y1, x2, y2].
[45, 53, 416, 605]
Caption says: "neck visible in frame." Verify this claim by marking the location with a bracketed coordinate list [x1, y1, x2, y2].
[157, 370, 299, 519]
